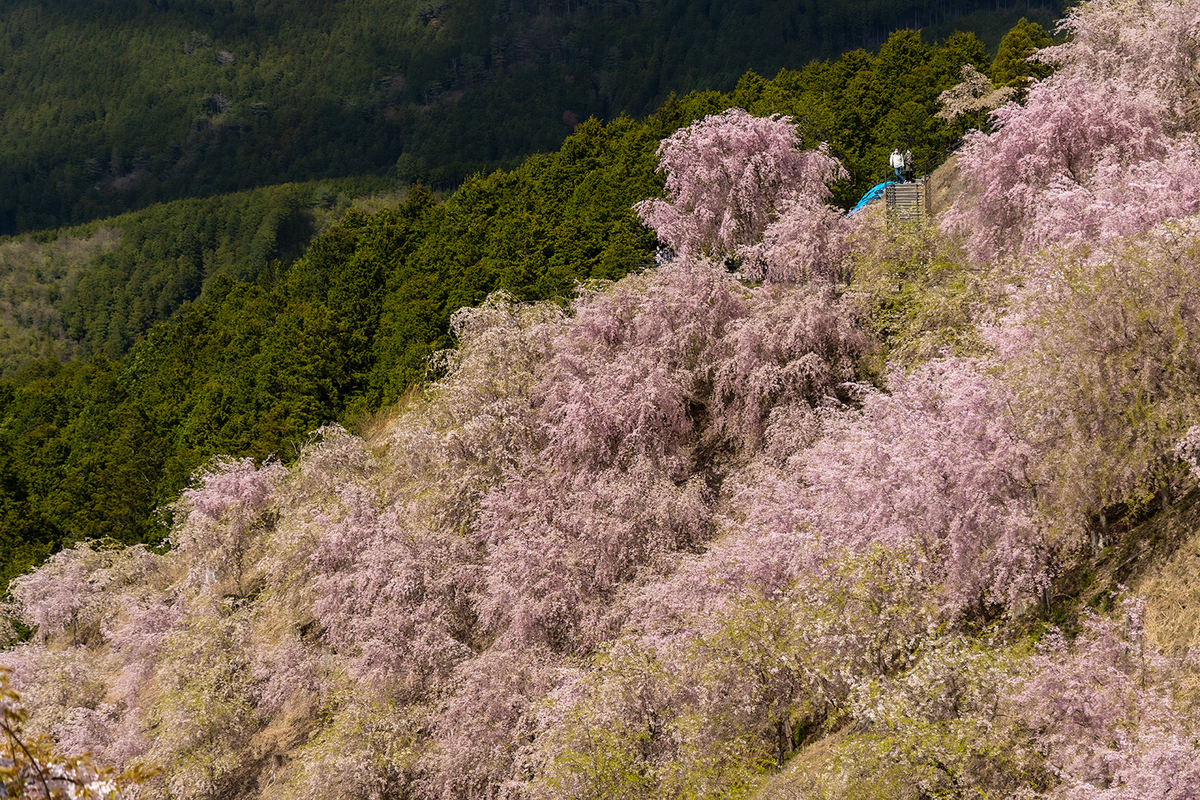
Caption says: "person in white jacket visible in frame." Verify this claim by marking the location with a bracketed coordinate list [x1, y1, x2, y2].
[890, 148, 905, 181]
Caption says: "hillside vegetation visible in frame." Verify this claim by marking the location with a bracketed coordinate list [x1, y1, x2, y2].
[6, 1, 1200, 798]
[0, 0, 1060, 234]
[0, 26, 1025, 590]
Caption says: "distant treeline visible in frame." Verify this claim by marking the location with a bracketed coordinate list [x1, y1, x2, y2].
[0, 0, 1060, 234]
[0, 22, 1053, 588]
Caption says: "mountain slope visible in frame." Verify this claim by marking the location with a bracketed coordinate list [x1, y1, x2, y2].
[0, 28, 1005, 590]
[0, 0, 1060, 233]
[9, 1, 1200, 797]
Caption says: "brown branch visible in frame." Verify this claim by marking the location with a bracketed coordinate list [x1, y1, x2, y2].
[0, 718, 54, 800]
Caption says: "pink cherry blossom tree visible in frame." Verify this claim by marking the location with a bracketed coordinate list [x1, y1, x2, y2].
[172, 456, 287, 596]
[635, 109, 849, 282]
[803, 357, 1051, 617]
[941, 0, 1200, 263]
[1017, 600, 1200, 800]
[989, 224, 1200, 533]
[8, 543, 116, 646]
[8, 542, 162, 648]
[0, 669, 146, 800]
[935, 63, 1016, 130]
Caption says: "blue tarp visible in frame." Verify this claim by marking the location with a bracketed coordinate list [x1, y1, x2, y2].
[849, 181, 892, 215]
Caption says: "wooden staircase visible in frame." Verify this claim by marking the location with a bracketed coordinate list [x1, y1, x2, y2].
[885, 178, 929, 224]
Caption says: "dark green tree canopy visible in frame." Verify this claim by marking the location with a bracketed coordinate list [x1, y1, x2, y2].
[992, 17, 1055, 90]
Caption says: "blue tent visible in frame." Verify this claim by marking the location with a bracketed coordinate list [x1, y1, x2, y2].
[849, 181, 892, 215]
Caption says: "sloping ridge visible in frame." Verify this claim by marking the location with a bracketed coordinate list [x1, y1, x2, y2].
[927, 153, 966, 216]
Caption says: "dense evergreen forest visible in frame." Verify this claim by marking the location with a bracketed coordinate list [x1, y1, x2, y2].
[0, 22, 1061, 590]
[0, 0, 1060, 234]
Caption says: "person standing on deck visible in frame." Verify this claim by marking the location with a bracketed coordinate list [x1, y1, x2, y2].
[890, 148, 905, 181]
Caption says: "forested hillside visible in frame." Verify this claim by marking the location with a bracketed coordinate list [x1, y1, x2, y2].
[0, 0, 1060, 234]
[0, 26, 1026, 590]
[4, 0, 1200, 798]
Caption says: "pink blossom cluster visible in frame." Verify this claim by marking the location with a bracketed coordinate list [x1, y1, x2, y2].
[942, 0, 1200, 263]
[1175, 425, 1200, 480]
[0, 668, 142, 799]
[804, 358, 1049, 615]
[1017, 602, 1200, 800]
[635, 109, 849, 282]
